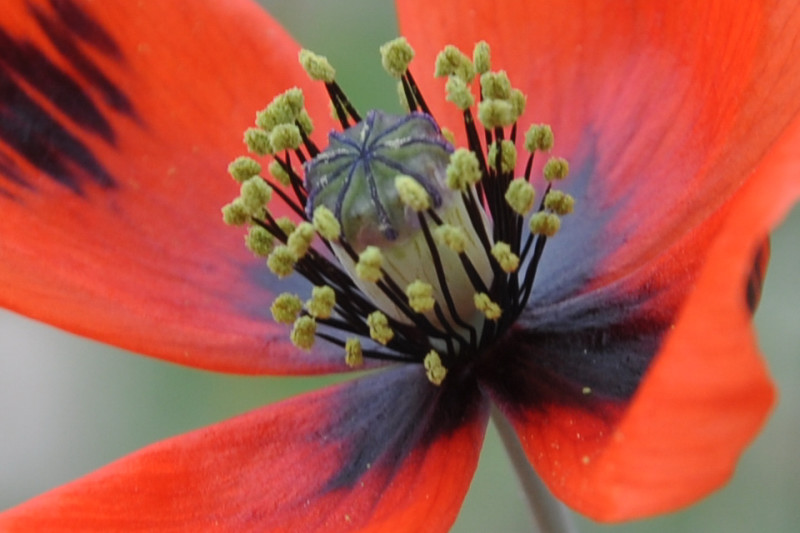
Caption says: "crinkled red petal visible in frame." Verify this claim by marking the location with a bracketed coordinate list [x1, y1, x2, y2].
[0, 367, 489, 532]
[0, 0, 342, 374]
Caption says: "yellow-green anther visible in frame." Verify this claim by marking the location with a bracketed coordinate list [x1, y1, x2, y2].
[491, 242, 520, 272]
[265, 97, 295, 127]
[380, 37, 415, 78]
[267, 245, 297, 278]
[345, 338, 364, 368]
[434, 224, 467, 253]
[269, 123, 302, 152]
[283, 87, 305, 116]
[255, 108, 274, 131]
[268, 160, 291, 187]
[529, 212, 561, 236]
[228, 156, 262, 183]
[307, 285, 336, 319]
[473, 41, 490, 74]
[424, 350, 447, 385]
[434, 45, 475, 82]
[312, 205, 341, 241]
[544, 190, 575, 215]
[367, 311, 393, 345]
[480, 71, 512, 100]
[356, 246, 383, 282]
[271, 293, 303, 324]
[275, 217, 297, 238]
[524, 124, 554, 152]
[296, 109, 314, 134]
[544, 157, 570, 180]
[240, 177, 272, 215]
[244, 127, 273, 156]
[298, 49, 336, 82]
[488, 140, 517, 173]
[446, 148, 482, 190]
[445, 76, 475, 110]
[406, 280, 435, 313]
[478, 99, 515, 129]
[395, 175, 430, 211]
[245, 225, 275, 257]
[505, 178, 536, 215]
[291, 315, 316, 350]
[474, 292, 502, 320]
[221, 199, 249, 226]
[510, 89, 526, 120]
[287, 221, 315, 259]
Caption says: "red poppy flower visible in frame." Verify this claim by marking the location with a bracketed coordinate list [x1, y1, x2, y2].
[1, 0, 799, 531]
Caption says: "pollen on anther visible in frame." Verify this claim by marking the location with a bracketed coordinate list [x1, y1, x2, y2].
[380, 37, 415, 78]
[307, 285, 336, 319]
[228, 156, 262, 183]
[244, 128, 273, 156]
[276, 217, 297, 238]
[473, 41, 491, 74]
[287, 222, 315, 259]
[488, 140, 517, 173]
[356, 246, 383, 282]
[267, 245, 297, 278]
[291, 315, 316, 350]
[446, 149, 481, 190]
[423, 350, 447, 386]
[221, 199, 249, 226]
[312, 206, 341, 241]
[345, 338, 364, 368]
[505, 179, 536, 215]
[478, 99, 515, 129]
[529, 212, 561, 237]
[245, 225, 275, 257]
[491, 242, 520, 273]
[240, 177, 272, 216]
[434, 45, 476, 82]
[271, 293, 303, 324]
[480, 71, 512, 100]
[298, 49, 336, 82]
[406, 280, 436, 313]
[544, 190, 575, 215]
[474, 292, 502, 320]
[269, 123, 302, 152]
[434, 224, 467, 253]
[395, 175, 430, 211]
[445, 77, 475, 111]
[524, 124, 554, 152]
[367, 311, 394, 345]
[544, 157, 570, 181]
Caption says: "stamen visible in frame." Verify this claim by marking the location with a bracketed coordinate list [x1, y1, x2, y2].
[406, 280, 436, 313]
[544, 157, 570, 181]
[505, 178, 536, 215]
[244, 128, 273, 156]
[529, 212, 561, 237]
[291, 315, 317, 350]
[473, 41, 491, 75]
[307, 285, 336, 319]
[267, 245, 297, 278]
[228, 156, 262, 183]
[345, 338, 364, 368]
[544, 190, 576, 215]
[287, 222, 315, 259]
[474, 292, 502, 321]
[380, 37, 415, 78]
[524, 124, 555, 152]
[434, 45, 476, 83]
[356, 246, 383, 282]
[491, 242, 520, 273]
[245, 225, 275, 257]
[367, 311, 394, 345]
[271, 293, 303, 324]
[298, 49, 336, 83]
[424, 350, 447, 386]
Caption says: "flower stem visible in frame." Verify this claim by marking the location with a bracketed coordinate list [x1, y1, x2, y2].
[491, 405, 578, 533]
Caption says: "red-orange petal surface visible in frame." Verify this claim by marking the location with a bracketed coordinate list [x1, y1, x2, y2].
[0, 0, 340, 374]
[398, 0, 800, 520]
[0, 367, 489, 532]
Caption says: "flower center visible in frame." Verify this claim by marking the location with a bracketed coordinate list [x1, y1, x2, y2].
[222, 38, 574, 385]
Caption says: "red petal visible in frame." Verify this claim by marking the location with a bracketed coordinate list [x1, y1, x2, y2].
[0, 0, 339, 374]
[493, 116, 800, 520]
[0, 368, 489, 532]
[398, 0, 800, 301]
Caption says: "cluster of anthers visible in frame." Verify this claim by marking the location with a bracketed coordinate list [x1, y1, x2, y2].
[222, 38, 573, 386]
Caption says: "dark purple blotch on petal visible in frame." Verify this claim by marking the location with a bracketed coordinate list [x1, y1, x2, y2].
[0, 0, 137, 195]
[321, 365, 485, 492]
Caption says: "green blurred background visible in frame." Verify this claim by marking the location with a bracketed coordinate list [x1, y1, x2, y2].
[1, 2, 798, 531]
